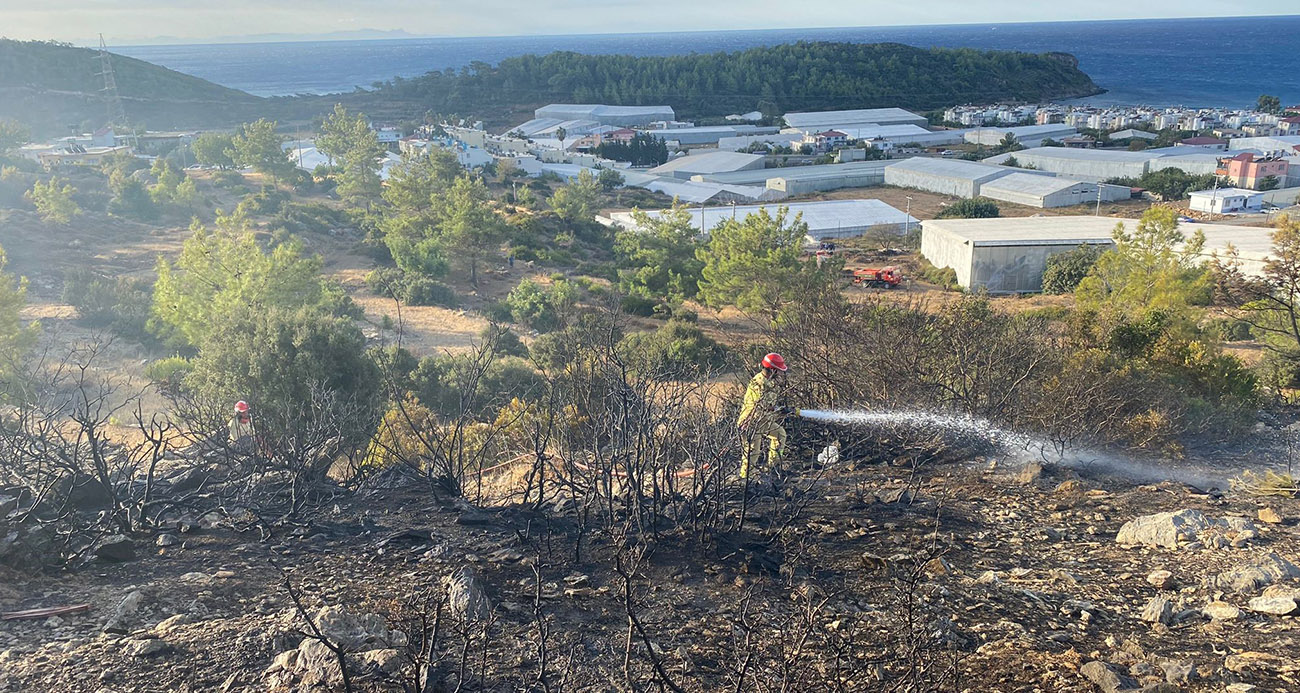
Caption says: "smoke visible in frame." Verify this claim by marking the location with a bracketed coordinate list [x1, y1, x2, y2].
[799, 408, 1231, 490]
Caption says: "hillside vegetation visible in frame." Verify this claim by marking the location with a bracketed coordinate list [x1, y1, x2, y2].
[0, 39, 261, 134]
[355, 42, 1102, 122]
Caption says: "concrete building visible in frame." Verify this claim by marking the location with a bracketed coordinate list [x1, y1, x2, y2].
[1188, 188, 1265, 214]
[978, 174, 1130, 209]
[882, 157, 1019, 198]
[38, 145, 133, 169]
[1177, 137, 1229, 150]
[782, 108, 928, 131]
[533, 104, 675, 127]
[604, 199, 919, 242]
[1217, 152, 1290, 189]
[649, 151, 766, 179]
[1144, 151, 1224, 177]
[922, 217, 1278, 293]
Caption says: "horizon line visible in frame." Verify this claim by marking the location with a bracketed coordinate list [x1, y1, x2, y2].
[50, 12, 1300, 48]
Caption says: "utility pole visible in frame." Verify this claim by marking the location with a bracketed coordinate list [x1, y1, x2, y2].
[905, 195, 913, 235]
[95, 35, 135, 147]
[1210, 174, 1220, 222]
[1095, 183, 1102, 217]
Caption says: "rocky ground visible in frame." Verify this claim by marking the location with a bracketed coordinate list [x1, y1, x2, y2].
[1, 452, 1298, 693]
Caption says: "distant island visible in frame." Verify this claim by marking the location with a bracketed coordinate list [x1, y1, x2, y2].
[0, 39, 1101, 134]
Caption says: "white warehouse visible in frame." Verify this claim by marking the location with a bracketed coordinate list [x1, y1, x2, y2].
[922, 216, 1275, 293]
[603, 199, 919, 242]
[883, 157, 1021, 198]
[1188, 188, 1265, 214]
[533, 104, 675, 127]
[783, 108, 929, 131]
[978, 173, 1131, 209]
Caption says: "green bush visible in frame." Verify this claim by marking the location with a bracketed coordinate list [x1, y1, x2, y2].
[620, 294, 659, 317]
[235, 186, 290, 216]
[144, 356, 192, 391]
[210, 170, 245, 189]
[62, 268, 154, 342]
[935, 198, 1000, 219]
[481, 325, 529, 358]
[506, 279, 574, 332]
[916, 258, 960, 290]
[1207, 318, 1253, 342]
[1042, 244, 1103, 295]
[618, 318, 730, 379]
[364, 268, 458, 307]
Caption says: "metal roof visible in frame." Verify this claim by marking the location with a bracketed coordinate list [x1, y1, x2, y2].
[782, 108, 926, 129]
[924, 217, 1277, 264]
[609, 199, 919, 235]
[885, 156, 1022, 182]
[979, 173, 1097, 196]
[692, 160, 891, 185]
[986, 147, 1158, 163]
[649, 151, 765, 176]
[1188, 187, 1264, 198]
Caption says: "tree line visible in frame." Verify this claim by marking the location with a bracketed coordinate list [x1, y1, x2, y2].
[358, 42, 1101, 120]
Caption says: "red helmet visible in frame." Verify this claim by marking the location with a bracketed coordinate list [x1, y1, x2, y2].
[761, 353, 787, 372]
[234, 400, 250, 413]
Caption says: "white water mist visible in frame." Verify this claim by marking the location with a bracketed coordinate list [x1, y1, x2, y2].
[799, 408, 1230, 489]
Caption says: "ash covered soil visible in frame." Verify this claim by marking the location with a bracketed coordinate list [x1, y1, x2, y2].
[1, 454, 1298, 693]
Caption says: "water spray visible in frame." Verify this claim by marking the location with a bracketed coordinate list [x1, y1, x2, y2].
[797, 408, 1230, 489]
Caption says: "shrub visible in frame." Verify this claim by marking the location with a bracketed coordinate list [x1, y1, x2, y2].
[481, 325, 528, 358]
[936, 198, 1000, 219]
[365, 268, 459, 307]
[506, 279, 574, 332]
[916, 257, 960, 290]
[620, 294, 659, 317]
[144, 356, 192, 392]
[1042, 244, 1103, 295]
[62, 268, 154, 342]
[618, 318, 730, 379]
[210, 170, 245, 189]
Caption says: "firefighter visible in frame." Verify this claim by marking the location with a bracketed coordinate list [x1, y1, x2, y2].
[737, 352, 799, 480]
[229, 400, 256, 453]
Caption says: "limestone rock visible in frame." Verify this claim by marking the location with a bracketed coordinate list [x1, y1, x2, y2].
[1257, 507, 1283, 524]
[1080, 660, 1137, 693]
[1146, 569, 1173, 589]
[358, 648, 403, 675]
[93, 535, 136, 563]
[1225, 684, 1260, 693]
[1140, 595, 1173, 624]
[156, 534, 180, 548]
[1213, 553, 1300, 594]
[1157, 659, 1195, 684]
[1115, 509, 1214, 549]
[313, 606, 403, 650]
[124, 638, 169, 658]
[1202, 601, 1242, 621]
[1246, 586, 1300, 615]
[1224, 651, 1290, 674]
[444, 566, 491, 622]
[154, 614, 194, 635]
[103, 590, 145, 634]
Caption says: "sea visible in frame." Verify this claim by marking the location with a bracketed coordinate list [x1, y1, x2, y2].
[116, 15, 1300, 109]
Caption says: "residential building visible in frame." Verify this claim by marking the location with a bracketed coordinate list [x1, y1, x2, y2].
[1188, 188, 1264, 214]
[1216, 152, 1290, 189]
[804, 130, 849, 152]
[1177, 136, 1228, 150]
[38, 144, 133, 169]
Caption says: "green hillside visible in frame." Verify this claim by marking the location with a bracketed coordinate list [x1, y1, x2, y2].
[0, 39, 261, 135]
[348, 42, 1103, 124]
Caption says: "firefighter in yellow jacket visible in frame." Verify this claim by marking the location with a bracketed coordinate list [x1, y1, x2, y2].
[738, 352, 798, 479]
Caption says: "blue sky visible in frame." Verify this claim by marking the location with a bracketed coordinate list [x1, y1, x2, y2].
[1, 1, 1296, 43]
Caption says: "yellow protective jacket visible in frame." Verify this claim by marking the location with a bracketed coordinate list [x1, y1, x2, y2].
[738, 370, 781, 426]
